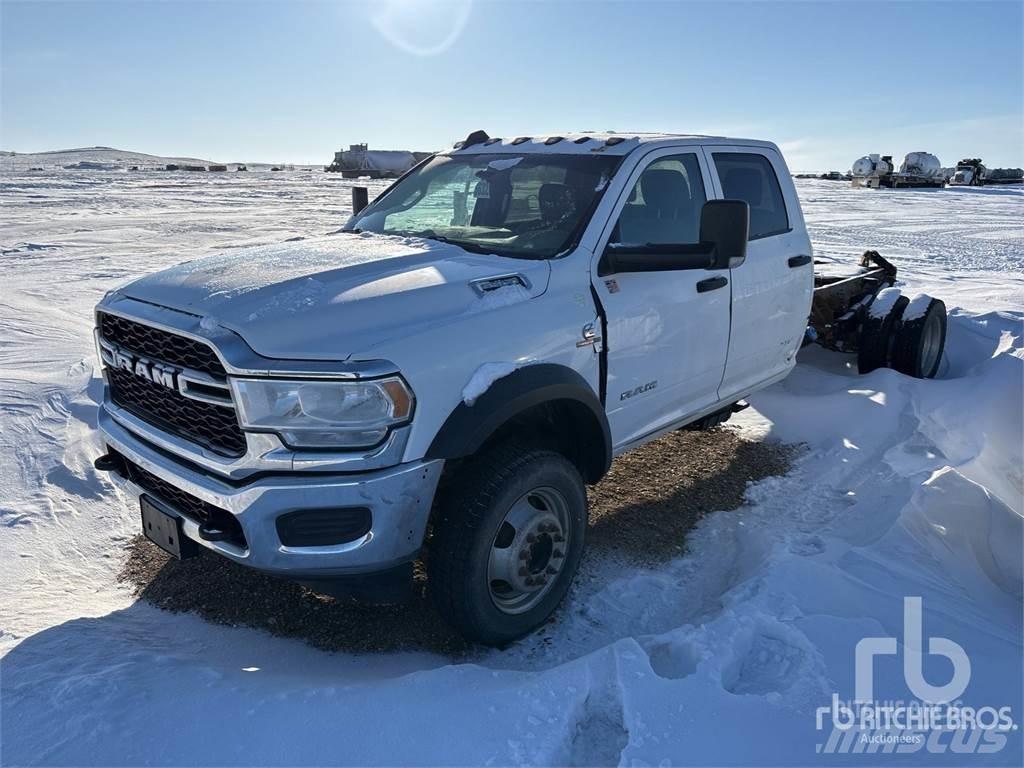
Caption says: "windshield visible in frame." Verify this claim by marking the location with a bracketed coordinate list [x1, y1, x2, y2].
[348, 153, 622, 259]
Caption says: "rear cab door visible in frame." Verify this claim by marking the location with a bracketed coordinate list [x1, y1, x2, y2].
[703, 144, 813, 399]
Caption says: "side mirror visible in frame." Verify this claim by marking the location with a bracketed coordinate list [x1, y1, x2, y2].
[700, 199, 749, 268]
[599, 198, 750, 276]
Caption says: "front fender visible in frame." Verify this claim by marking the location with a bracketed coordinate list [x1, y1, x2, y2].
[425, 364, 611, 482]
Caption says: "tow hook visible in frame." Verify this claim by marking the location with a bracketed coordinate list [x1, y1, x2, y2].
[93, 452, 125, 476]
[198, 523, 236, 543]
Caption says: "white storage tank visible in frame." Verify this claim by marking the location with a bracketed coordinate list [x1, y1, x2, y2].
[852, 154, 892, 178]
[851, 156, 876, 177]
[900, 152, 942, 178]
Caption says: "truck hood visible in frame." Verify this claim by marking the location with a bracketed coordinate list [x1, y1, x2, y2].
[117, 233, 550, 360]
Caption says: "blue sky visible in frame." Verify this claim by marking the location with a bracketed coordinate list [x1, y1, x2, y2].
[2, 0, 1021, 171]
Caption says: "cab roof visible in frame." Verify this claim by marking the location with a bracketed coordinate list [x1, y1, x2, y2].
[441, 131, 779, 157]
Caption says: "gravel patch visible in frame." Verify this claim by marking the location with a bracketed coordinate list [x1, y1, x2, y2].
[118, 427, 794, 655]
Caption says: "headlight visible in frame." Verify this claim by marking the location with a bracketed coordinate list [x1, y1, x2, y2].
[230, 377, 413, 449]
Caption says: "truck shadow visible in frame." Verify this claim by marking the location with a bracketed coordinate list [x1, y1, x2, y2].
[119, 428, 795, 656]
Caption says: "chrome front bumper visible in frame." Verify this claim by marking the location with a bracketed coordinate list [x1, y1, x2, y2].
[100, 406, 444, 576]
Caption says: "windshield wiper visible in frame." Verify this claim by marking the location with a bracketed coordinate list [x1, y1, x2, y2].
[407, 231, 495, 255]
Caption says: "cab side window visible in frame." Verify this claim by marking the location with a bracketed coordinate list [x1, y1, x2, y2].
[712, 152, 790, 240]
[611, 154, 706, 246]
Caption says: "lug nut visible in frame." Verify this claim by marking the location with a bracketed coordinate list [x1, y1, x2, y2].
[546, 566, 557, 575]
[553, 549, 564, 559]
[525, 577, 535, 586]
[554, 534, 565, 543]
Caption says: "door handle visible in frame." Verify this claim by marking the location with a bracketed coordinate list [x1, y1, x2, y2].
[696, 276, 728, 293]
[788, 254, 812, 268]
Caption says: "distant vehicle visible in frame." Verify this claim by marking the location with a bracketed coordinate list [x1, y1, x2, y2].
[270, 166, 283, 172]
[986, 167, 1024, 184]
[92, 130, 948, 645]
[950, 158, 1024, 186]
[852, 152, 945, 188]
[851, 154, 894, 188]
[208, 165, 228, 172]
[326, 143, 432, 178]
[236, 165, 248, 172]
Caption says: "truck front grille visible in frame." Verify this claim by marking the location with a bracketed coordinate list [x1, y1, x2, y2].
[98, 311, 247, 457]
[99, 312, 227, 378]
[107, 368, 248, 457]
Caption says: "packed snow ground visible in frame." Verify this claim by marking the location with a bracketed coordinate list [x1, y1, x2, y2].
[1, 172, 1021, 766]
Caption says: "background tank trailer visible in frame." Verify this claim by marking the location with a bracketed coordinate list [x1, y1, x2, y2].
[852, 152, 946, 188]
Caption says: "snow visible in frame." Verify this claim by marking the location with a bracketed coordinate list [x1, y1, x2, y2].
[462, 361, 528, 405]
[1, 173, 1021, 765]
[868, 286, 903, 318]
[464, 282, 534, 316]
[903, 293, 935, 322]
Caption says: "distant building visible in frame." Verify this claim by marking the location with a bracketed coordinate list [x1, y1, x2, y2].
[325, 143, 432, 178]
[208, 164, 227, 172]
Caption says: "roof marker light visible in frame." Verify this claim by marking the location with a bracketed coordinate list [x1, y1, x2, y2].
[544, 136, 564, 145]
[511, 137, 531, 145]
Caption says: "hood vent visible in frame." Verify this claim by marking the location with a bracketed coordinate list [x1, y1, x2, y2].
[471, 274, 530, 295]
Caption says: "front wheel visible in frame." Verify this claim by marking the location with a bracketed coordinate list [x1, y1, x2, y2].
[428, 443, 587, 646]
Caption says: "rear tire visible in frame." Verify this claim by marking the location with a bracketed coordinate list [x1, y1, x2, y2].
[891, 296, 947, 378]
[857, 289, 909, 374]
[428, 442, 587, 646]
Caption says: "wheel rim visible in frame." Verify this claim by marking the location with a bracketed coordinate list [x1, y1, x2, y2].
[920, 310, 943, 374]
[487, 486, 571, 615]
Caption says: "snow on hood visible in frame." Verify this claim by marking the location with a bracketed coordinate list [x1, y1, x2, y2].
[118, 232, 549, 360]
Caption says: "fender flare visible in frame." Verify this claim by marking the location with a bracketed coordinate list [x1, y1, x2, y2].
[425, 364, 612, 483]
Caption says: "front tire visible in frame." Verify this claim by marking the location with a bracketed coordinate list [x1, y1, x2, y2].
[428, 443, 587, 646]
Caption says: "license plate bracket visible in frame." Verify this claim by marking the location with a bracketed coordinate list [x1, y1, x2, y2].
[141, 495, 199, 560]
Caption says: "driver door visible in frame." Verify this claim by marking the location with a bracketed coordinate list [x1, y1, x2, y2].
[593, 149, 732, 450]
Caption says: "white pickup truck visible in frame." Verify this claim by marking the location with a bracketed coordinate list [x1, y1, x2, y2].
[93, 131, 946, 644]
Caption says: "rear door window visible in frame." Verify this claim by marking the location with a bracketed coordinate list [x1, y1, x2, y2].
[712, 152, 789, 239]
